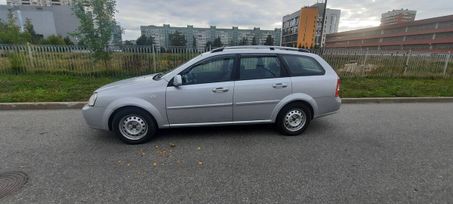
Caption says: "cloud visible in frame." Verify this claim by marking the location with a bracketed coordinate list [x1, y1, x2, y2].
[112, 0, 452, 40]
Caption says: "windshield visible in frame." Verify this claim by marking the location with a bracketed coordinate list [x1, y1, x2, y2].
[153, 53, 205, 80]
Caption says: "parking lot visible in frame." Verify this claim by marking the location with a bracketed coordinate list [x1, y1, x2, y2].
[0, 103, 452, 203]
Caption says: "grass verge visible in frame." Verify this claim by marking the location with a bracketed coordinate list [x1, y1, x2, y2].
[0, 74, 119, 103]
[1, 74, 453, 102]
[341, 77, 453, 97]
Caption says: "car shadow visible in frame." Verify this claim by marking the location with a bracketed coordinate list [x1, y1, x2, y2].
[154, 119, 329, 141]
[90, 119, 331, 144]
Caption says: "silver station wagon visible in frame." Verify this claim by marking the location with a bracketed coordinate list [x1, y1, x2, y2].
[82, 46, 341, 144]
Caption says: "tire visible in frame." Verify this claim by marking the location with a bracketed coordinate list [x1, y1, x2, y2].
[276, 103, 312, 136]
[111, 107, 157, 144]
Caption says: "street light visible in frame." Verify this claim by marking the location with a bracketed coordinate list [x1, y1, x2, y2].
[320, 0, 328, 49]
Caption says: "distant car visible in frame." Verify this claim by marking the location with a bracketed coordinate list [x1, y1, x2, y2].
[82, 46, 341, 144]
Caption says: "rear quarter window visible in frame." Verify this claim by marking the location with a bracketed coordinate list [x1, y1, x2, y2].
[281, 55, 326, 76]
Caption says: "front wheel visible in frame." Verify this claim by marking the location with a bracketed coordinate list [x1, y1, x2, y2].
[276, 103, 312, 136]
[112, 108, 157, 144]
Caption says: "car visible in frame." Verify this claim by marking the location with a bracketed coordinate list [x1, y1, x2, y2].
[82, 46, 341, 144]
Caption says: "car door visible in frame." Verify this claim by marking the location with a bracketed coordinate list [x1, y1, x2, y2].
[233, 54, 292, 121]
[166, 55, 236, 125]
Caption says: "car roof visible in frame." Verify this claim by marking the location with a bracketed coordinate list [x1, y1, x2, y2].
[204, 46, 318, 57]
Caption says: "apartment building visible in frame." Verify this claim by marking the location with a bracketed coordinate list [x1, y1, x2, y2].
[0, 5, 78, 39]
[6, 0, 72, 6]
[0, 5, 122, 46]
[141, 24, 282, 51]
[381, 9, 417, 26]
[282, 3, 341, 48]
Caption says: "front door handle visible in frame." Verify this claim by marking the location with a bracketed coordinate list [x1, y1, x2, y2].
[273, 83, 288, 89]
[212, 87, 229, 93]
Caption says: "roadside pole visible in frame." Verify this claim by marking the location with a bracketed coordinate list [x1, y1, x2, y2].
[362, 48, 369, 76]
[152, 44, 157, 73]
[27, 42, 34, 69]
[443, 51, 451, 77]
[404, 50, 412, 75]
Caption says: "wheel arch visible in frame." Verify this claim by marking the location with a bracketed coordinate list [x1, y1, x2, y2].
[103, 97, 166, 130]
[108, 106, 158, 131]
[271, 94, 318, 122]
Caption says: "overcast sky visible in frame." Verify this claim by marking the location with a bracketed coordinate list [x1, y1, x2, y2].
[1, 0, 452, 40]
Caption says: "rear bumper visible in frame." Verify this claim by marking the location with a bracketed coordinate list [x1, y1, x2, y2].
[336, 96, 342, 107]
[314, 97, 341, 119]
[82, 105, 107, 130]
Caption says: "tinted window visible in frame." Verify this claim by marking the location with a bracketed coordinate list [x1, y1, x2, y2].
[239, 56, 284, 80]
[181, 56, 234, 85]
[282, 55, 325, 76]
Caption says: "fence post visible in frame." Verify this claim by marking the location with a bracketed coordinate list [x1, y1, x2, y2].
[443, 51, 451, 77]
[362, 48, 369, 76]
[404, 50, 412, 75]
[27, 42, 34, 70]
[152, 45, 157, 73]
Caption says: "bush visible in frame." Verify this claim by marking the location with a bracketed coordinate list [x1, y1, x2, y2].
[8, 53, 26, 74]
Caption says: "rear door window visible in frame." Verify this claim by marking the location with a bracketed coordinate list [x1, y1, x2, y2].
[239, 56, 285, 80]
[281, 55, 325, 76]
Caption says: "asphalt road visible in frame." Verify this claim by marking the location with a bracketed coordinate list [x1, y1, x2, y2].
[0, 103, 452, 204]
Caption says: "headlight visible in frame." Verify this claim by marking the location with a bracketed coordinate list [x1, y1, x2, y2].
[88, 93, 98, 107]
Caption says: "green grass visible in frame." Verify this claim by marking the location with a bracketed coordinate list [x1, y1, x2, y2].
[1, 74, 453, 102]
[341, 77, 453, 97]
[0, 74, 119, 102]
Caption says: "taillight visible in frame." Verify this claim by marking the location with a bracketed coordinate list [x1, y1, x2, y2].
[335, 79, 341, 97]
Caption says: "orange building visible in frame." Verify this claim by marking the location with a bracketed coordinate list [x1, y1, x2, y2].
[296, 7, 318, 48]
[282, 3, 341, 48]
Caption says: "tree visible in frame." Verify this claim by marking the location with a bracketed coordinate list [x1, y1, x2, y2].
[264, 35, 274, 46]
[136, 35, 146, 45]
[123, 40, 134, 45]
[64, 36, 74, 45]
[239, 37, 248, 45]
[212, 37, 223, 48]
[192, 36, 196, 48]
[72, 0, 118, 61]
[41, 35, 67, 45]
[136, 34, 154, 45]
[251, 36, 258, 45]
[169, 31, 186, 47]
[205, 41, 212, 50]
[24, 18, 44, 44]
[0, 10, 31, 44]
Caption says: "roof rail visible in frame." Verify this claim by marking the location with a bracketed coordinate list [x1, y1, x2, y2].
[210, 46, 310, 53]
[210, 47, 225, 53]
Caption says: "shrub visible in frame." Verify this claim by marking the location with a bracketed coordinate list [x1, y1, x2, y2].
[8, 53, 26, 74]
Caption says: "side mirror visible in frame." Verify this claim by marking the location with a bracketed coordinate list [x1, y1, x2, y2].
[173, 75, 182, 87]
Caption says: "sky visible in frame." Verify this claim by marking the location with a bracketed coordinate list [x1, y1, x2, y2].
[1, 0, 452, 40]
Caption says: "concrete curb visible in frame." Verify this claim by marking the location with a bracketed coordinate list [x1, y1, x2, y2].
[1, 97, 453, 110]
[342, 97, 453, 104]
[0, 102, 86, 110]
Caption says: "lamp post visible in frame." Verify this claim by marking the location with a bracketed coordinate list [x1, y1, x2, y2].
[320, 0, 328, 49]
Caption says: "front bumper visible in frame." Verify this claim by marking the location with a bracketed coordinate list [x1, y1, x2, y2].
[82, 105, 107, 130]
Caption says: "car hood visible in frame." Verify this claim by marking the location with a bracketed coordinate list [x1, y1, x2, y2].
[96, 74, 160, 92]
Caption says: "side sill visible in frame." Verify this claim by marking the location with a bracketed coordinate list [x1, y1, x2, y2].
[164, 120, 273, 128]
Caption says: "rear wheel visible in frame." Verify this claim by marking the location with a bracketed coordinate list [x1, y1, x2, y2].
[112, 107, 157, 144]
[276, 103, 312, 136]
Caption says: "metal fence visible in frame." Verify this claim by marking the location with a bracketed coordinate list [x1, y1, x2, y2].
[314, 49, 452, 78]
[0, 44, 451, 78]
[0, 44, 202, 77]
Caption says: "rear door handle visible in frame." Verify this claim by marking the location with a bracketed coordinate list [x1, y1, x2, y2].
[212, 87, 229, 93]
[273, 83, 288, 89]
